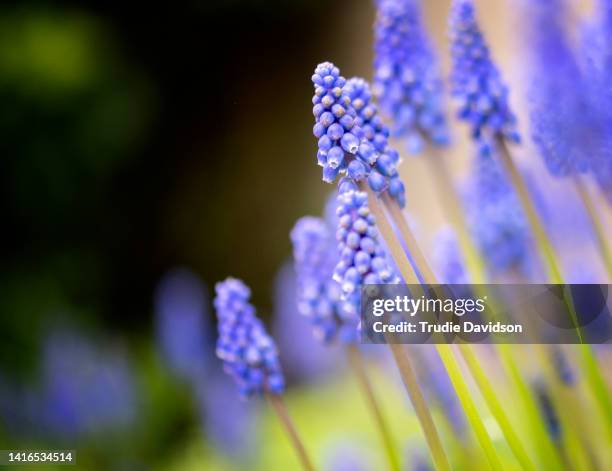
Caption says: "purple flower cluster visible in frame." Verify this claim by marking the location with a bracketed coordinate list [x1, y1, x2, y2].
[449, 0, 520, 143]
[373, 0, 450, 151]
[345, 78, 406, 207]
[334, 190, 401, 315]
[290, 217, 358, 343]
[312, 62, 406, 207]
[214, 278, 285, 397]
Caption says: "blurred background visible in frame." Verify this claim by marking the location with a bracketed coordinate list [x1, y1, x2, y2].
[1, 0, 610, 469]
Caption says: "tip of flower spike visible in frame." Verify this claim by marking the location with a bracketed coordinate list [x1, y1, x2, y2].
[215, 277, 250, 301]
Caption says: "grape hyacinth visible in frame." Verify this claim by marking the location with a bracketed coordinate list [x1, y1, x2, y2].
[311, 62, 406, 207]
[344, 77, 406, 207]
[467, 145, 530, 275]
[373, 0, 450, 151]
[214, 278, 285, 397]
[154, 268, 210, 382]
[449, 0, 520, 143]
[582, 0, 612, 202]
[527, 0, 591, 176]
[433, 228, 469, 285]
[291, 216, 357, 343]
[334, 190, 401, 317]
[273, 261, 340, 377]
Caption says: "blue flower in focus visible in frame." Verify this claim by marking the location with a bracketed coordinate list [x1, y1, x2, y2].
[38, 329, 137, 440]
[374, 0, 450, 151]
[345, 77, 406, 208]
[155, 268, 210, 382]
[214, 278, 285, 397]
[312, 62, 368, 183]
[291, 216, 358, 344]
[312, 63, 408, 207]
[467, 145, 530, 275]
[334, 190, 401, 317]
[449, 0, 520, 143]
[527, 0, 592, 176]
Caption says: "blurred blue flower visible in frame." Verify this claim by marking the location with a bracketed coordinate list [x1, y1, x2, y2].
[323, 440, 373, 471]
[38, 329, 137, 440]
[432, 228, 468, 285]
[373, 0, 450, 152]
[214, 278, 285, 397]
[582, 0, 612, 202]
[449, 0, 520, 143]
[155, 268, 210, 382]
[334, 190, 401, 319]
[273, 261, 340, 380]
[526, 0, 592, 176]
[466, 146, 530, 275]
[534, 382, 561, 442]
[550, 346, 574, 386]
[291, 216, 357, 344]
[196, 372, 258, 459]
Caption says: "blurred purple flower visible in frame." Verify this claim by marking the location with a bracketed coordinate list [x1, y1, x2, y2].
[526, 0, 592, 176]
[323, 440, 373, 471]
[155, 268, 210, 382]
[374, 0, 450, 152]
[196, 372, 258, 459]
[449, 0, 520, 143]
[273, 261, 340, 381]
[38, 329, 137, 440]
[433, 228, 468, 285]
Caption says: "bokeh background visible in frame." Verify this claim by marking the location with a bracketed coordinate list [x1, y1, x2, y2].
[1, 0, 611, 469]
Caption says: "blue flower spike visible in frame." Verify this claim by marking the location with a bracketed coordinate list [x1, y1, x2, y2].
[374, 0, 450, 151]
[449, 0, 520, 144]
[214, 278, 285, 398]
[290, 216, 359, 344]
[312, 62, 407, 208]
[334, 190, 401, 316]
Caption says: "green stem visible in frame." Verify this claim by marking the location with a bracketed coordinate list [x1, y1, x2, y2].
[436, 344, 504, 471]
[496, 139, 611, 427]
[497, 344, 567, 471]
[266, 393, 315, 471]
[459, 344, 536, 471]
[388, 344, 451, 471]
[360, 182, 421, 285]
[346, 345, 401, 471]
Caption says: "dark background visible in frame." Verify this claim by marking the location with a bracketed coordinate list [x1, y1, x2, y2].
[0, 0, 373, 374]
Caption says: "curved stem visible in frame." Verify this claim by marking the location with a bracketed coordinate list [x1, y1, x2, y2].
[381, 193, 438, 285]
[346, 345, 401, 471]
[266, 393, 315, 471]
